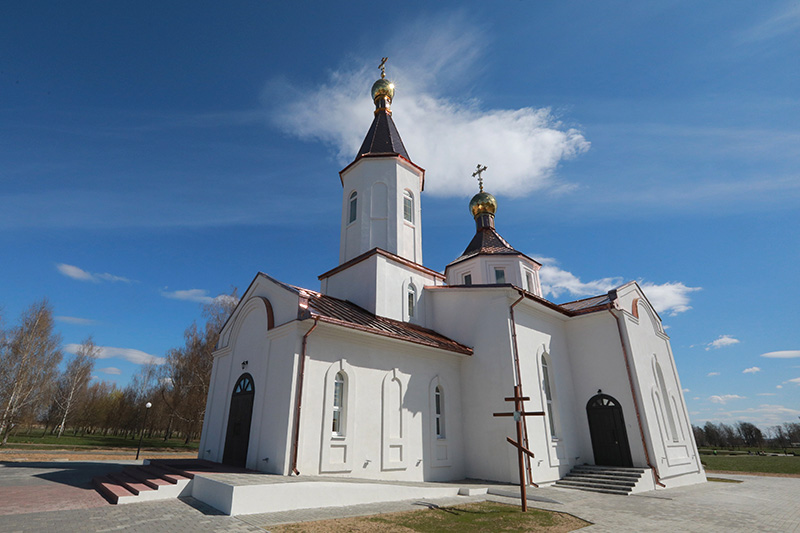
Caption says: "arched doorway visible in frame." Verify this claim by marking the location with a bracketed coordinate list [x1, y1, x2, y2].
[586, 394, 633, 467]
[222, 373, 255, 468]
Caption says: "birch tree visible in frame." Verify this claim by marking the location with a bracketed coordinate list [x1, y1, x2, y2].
[54, 337, 97, 437]
[0, 300, 62, 444]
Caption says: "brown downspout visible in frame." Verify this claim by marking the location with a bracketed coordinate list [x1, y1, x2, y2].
[509, 290, 536, 487]
[607, 307, 665, 488]
[290, 318, 318, 475]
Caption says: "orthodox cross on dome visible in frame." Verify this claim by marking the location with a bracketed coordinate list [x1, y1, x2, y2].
[472, 164, 488, 192]
[379, 57, 388, 79]
[493, 384, 545, 512]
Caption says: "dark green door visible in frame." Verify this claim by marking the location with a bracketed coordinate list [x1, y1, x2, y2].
[222, 373, 255, 468]
[586, 394, 633, 467]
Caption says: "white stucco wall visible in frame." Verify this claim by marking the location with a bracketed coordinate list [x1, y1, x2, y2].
[294, 324, 466, 482]
[339, 157, 424, 264]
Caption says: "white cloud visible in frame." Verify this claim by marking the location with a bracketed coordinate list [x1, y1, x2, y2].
[98, 367, 121, 375]
[64, 343, 164, 365]
[707, 372, 721, 377]
[738, 3, 800, 44]
[639, 281, 701, 316]
[757, 393, 777, 396]
[533, 258, 699, 315]
[709, 394, 746, 404]
[55, 316, 97, 325]
[761, 350, 800, 359]
[270, 18, 588, 198]
[535, 257, 621, 299]
[743, 367, 761, 374]
[787, 377, 800, 386]
[777, 385, 783, 389]
[705, 335, 740, 351]
[162, 289, 239, 306]
[56, 263, 131, 283]
[682, 388, 690, 393]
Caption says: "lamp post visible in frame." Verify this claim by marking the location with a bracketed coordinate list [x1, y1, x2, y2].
[135, 401, 153, 461]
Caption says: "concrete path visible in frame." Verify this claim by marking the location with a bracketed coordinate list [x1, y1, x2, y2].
[0, 460, 798, 532]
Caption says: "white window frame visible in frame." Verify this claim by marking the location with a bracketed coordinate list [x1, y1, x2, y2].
[542, 355, 558, 440]
[403, 190, 414, 224]
[348, 191, 358, 224]
[434, 385, 445, 439]
[494, 268, 506, 284]
[407, 283, 416, 318]
[332, 371, 346, 436]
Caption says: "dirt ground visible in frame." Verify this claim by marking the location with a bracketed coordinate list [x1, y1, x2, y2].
[0, 449, 197, 462]
[706, 469, 800, 478]
[269, 502, 588, 533]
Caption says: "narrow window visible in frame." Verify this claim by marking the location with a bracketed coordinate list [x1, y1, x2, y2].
[434, 386, 445, 438]
[403, 190, 414, 223]
[332, 372, 346, 435]
[407, 284, 416, 318]
[525, 271, 534, 292]
[542, 357, 557, 438]
[463, 273, 472, 286]
[348, 191, 358, 224]
[494, 268, 506, 284]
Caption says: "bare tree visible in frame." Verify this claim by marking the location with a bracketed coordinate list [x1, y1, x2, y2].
[54, 337, 97, 437]
[0, 300, 62, 444]
[160, 290, 237, 443]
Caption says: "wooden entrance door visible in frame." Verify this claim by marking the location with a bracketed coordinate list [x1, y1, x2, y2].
[586, 394, 633, 467]
[222, 373, 255, 468]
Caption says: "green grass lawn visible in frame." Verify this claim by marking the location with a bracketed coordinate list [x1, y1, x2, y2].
[702, 454, 800, 475]
[2, 433, 198, 451]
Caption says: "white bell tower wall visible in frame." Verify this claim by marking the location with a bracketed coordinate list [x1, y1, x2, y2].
[339, 156, 424, 265]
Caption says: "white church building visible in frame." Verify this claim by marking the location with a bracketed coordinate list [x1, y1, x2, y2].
[198, 68, 706, 491]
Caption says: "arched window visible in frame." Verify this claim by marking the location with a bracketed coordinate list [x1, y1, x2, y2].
[403, 190, 414, 223]
[434, 385, 445, 438]
[332, 371, 346, 435]
[348, 191, 358, 224]
[407, 283, 416, 318]
[542, 356, 557, 438]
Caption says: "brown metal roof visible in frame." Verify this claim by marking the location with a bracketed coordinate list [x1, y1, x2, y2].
[291, 286, 472, 356]
[318, 248, 445, 281]
[356, 109, 410, 161]
[446, 227, 541, 269]
[558, 293, 614, 314]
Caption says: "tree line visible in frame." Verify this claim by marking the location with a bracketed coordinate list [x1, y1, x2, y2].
[0, 294, 236, 445]
[692, 421, 800, 450]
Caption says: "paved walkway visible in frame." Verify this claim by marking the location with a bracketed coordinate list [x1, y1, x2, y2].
[0, 460, 798, 532]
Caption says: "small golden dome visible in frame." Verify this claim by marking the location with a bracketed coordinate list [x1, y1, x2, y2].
[371, 78, 395, 103]
[469, 191, 497, 218]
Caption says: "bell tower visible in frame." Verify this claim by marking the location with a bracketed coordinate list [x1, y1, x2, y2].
[337, 59, 425, 265]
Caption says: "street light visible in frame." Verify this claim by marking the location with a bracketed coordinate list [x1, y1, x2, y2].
[135, 401, 153, 461]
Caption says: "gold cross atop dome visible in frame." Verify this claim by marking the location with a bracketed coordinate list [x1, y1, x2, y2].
[379, 57, 388, 79]
[472, 164, 488, 192]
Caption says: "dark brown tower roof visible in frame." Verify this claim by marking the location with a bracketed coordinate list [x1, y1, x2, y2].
[355, 110, 410, 161]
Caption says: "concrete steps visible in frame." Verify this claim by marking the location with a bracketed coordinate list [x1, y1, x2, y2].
[92, 462, 194, 504]
[555, 465, 652, 496]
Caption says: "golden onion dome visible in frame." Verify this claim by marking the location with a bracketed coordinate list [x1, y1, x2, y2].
[371, 78, 395, 103]
[469, 191, 497, 218]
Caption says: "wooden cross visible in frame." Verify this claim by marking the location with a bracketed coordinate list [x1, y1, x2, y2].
[493, 384, 545, 512]
[379, 57, 388, 78]
[472, 164, 488, 192]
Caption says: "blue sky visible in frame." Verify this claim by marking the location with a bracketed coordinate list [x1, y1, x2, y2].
[2, 1, 798, 429]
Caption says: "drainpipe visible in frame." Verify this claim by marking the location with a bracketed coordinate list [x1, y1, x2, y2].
[509, 290, 536, 487]
[607, 307, 665, 488]
[290, 318, 318, 475]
